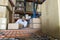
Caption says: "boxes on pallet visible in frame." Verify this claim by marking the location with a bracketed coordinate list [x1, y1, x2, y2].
[32, 18, 40, 23]
[0, 0, 8, 6]
[26, 2, 33, 12]
[18, 2, 24, 7]
[0, 24, 6, 30]
[33, 24, 41, 28]
[16, 2, 24, 7]
[0, 0, 13, 11]
[0, 18, 7, 30]
[16, 7, 24, 11]
[8, 23, 24, 29]
[29, 23, 41, 28]
[29, 18, 41, 28]
[0, 18, 7, 24]
[29, 18, 41, 23]
[0, 6, 9, 18]
[14, 14, 19, 17]
[0, 6, 6, 18]
[8, 23, 19, 29]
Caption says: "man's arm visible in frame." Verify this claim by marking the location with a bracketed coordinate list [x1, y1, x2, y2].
[24, 21, 28, 28]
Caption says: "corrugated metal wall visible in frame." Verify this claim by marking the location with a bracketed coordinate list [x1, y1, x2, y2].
[41, 0, 60, 39]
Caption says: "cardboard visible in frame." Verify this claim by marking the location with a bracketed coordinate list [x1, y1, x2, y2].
[30, 18, 41, 23]
[0, 0, 13, 11]
[8, 23, 19, 29]
[32, 18, 41, 23]
[0, 24, 6, 30]
[0, 6, 10, 23]
[8, 23, 24, 29]
[0, 18, 7, 24]
[0, 0, 8, 6]
[29, 18, 41, 28]
[0, 6, 9, 18]
[0, 6, 6, 18]
[33, 24, 41, 28]
[0, 18, 7, 30]
[29, 23, 41, 28]
[26, 2, 33, 12]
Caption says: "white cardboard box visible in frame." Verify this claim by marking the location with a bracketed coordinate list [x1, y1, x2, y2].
[0, 18, 7, 24]
[29, 23, 41, 28]
[0, 0, 13, 11]
[8, 23, 19, 29]
[0, 6, 9, 18]
[0, 24, 6, 30]
[32, 24, 41, 28]
[30, 18, 41, 23]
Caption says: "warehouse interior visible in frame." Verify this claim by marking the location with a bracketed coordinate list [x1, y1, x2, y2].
[0, 0, 60, 40]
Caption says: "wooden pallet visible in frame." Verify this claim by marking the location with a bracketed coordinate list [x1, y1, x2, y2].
[0, 28, 40, 38]
[0, 30, 32, 38]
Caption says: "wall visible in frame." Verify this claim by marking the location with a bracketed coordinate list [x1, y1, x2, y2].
[41, 1, 48, 34]
[58, 0, 60, 39]
[47, 0, 59, 38]
[41, 0, 60, 39]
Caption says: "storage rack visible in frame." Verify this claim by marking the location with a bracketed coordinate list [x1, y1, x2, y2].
[14, 0, 45, 21]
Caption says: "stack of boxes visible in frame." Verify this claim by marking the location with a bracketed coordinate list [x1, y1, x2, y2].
[26, 2, 41, 29]
[14, 14, 20, 19]
[37, 4, 41, 13]
[26, 2, 33, 12]
[0, 0, 16, 30]
[0, 18, 7, 29]
[29, 18, 41, 28]
[15, 1, 24, 12]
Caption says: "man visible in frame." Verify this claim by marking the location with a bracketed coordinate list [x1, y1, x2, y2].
[16, 16, 27, 28]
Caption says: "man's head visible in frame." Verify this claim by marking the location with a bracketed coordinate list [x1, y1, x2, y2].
[19, 15, 22, 19]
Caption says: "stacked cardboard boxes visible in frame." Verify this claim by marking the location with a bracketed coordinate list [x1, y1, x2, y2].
[8, 23, 25, 29]
[0, 6, 7, 18]
[26, 2, 33, 12]
[0, 18, 7, 29]
[0, 6, 9, 29]
[29, 18, 41, 28]
[8, 23, 19, 29]
[0, 0, 8, 6]
[15, 1, 24, 12]
[0, 0, 13, 11]
[0, 0, 16, 29]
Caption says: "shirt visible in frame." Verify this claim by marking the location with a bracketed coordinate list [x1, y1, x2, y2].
[16, 19, 27, 27]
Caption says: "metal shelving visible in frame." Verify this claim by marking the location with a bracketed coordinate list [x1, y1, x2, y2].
[14, 0, 45, 21]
